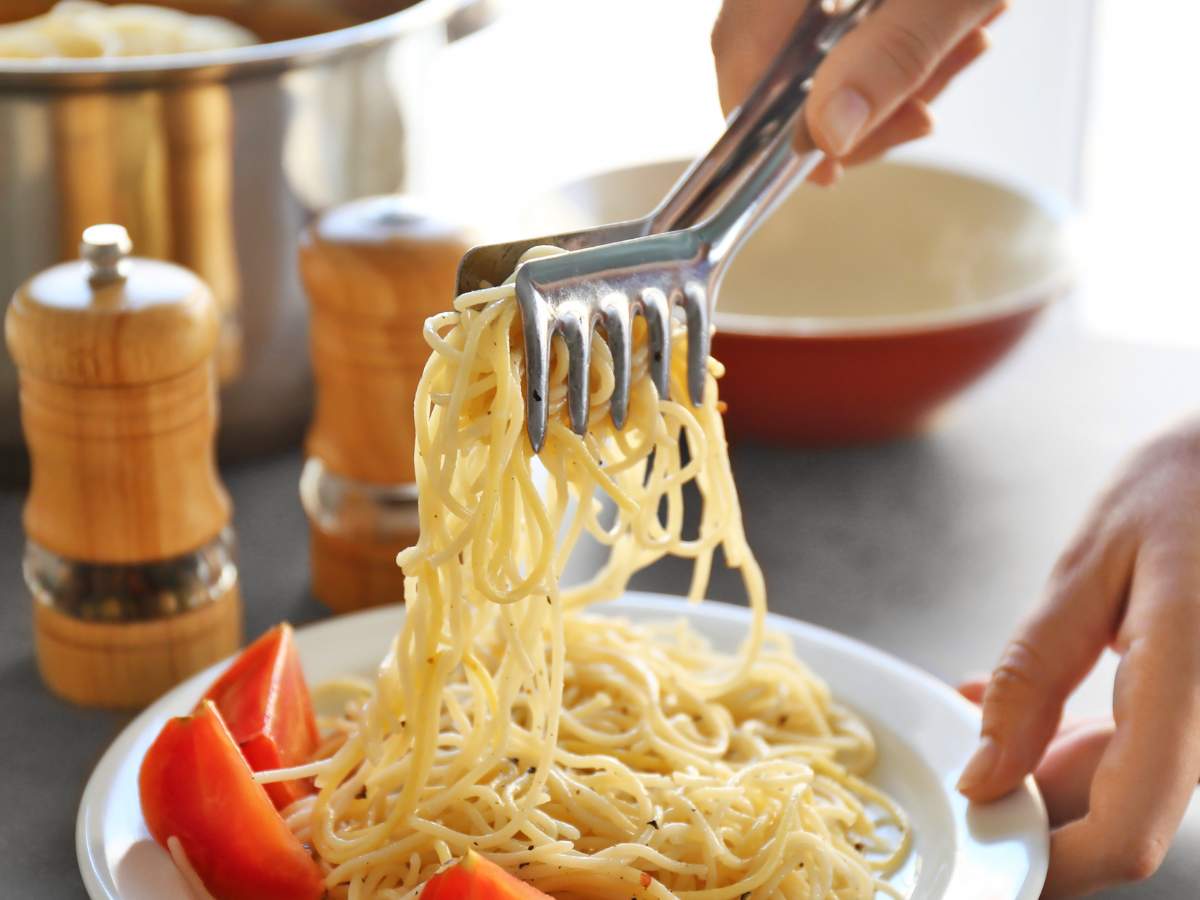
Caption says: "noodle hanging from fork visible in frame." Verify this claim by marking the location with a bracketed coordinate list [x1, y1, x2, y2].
[276, 247, 911, 899]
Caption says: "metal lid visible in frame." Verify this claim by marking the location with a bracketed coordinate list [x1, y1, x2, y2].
[80, 224, 134, 287]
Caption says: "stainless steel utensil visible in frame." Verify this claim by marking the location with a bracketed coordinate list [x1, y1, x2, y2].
[455, 0, 880, 451]
[516, 129, 804, 451]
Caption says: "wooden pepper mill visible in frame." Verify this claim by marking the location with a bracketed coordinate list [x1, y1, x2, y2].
[299, 196, 469, 613]
[5, 224, 243, 709]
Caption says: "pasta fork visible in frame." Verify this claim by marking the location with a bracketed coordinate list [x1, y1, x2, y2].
[455, 0, 881, 451]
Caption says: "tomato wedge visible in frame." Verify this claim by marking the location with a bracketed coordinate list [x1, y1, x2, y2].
[421, 850, 554, 900]
[203, 622, 320, 809]
[139, 700, 324, 900]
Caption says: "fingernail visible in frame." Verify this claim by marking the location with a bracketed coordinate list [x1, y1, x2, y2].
[818, 88, 870, 157]
[957, 736, 1000, 793]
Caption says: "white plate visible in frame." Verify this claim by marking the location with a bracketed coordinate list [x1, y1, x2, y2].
[78, 592, 1048, 899]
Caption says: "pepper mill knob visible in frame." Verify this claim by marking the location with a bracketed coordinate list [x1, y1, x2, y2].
[299, 196, 470, 612]
[80, 223, 134, 284]
[5, 225, 242, 708]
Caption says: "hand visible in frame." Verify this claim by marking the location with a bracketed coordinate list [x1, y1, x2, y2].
[711, 0, 1005, 185]
[956, 419, 1200, 897]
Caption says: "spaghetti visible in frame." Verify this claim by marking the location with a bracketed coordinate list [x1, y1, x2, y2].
[0, 2, 254, 58]
[268, 248, 910, 898]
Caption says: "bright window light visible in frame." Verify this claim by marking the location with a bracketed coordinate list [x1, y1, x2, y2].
[1076, 1, 1200, 346]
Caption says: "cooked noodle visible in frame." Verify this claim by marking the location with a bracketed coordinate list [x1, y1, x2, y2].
[0, 1, 254, 58]
[271, 248, 911, 898]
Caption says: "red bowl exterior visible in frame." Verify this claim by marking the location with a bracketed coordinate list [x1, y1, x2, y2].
[711, 302, 1047, 445]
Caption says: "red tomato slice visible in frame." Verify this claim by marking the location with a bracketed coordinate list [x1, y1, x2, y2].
[421, 850, 555, 900]
[139, 700, 324, 900]
[203, 622, 320, 809]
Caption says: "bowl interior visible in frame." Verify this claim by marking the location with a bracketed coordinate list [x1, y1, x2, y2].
[520, 158, 1070, 335]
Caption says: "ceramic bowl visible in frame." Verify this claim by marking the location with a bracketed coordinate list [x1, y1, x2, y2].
[521, 158, 1072, 444]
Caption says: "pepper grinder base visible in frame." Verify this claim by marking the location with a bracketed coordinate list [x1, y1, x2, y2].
[32, 587, 242, 709]
[309, 525, 412, 615]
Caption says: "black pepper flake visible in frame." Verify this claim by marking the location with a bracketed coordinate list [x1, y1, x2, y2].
[741, 893, 750, 900]
[355, 787, 367, 799]
[527, 766, 537, 775]
[528, 845, 535, 851]
[854, 842, 864, 851]
[532, 389, 543, 402]
[647, 819, 658, 829]
[508, 757, 520, 766]
[519, 863, 529, 869]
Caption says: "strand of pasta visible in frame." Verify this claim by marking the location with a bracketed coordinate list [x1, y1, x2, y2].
[287, 248, 909, 899]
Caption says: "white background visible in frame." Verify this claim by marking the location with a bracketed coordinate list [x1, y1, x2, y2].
[416, 0, 1091, 217]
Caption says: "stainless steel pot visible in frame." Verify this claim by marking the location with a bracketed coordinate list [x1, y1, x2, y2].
[0, 0, 493, 470]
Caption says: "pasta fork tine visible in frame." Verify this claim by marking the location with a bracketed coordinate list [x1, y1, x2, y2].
[517, 122, 816, 451]
[459, 0, 882, 451]
[456, 0, 882, 298]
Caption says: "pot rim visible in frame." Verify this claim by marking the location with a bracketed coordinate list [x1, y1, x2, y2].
[0, 0, 478, 88]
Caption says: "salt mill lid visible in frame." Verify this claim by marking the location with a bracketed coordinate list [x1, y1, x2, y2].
[6, 224, 219, 386]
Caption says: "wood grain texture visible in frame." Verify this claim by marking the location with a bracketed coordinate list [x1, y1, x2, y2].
[299, 196, 469, 485]
[7, 258, 230, 562]
[33, 585, 241, 709]
[300, 197, 466, 613]
[6, 259, 218, 385]
[8, 247, 241, 706]
[310, 525, 414, 613]
[18, 366, 231, 562]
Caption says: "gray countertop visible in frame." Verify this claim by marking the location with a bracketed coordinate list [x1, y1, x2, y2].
[2, 308, 1197, 898]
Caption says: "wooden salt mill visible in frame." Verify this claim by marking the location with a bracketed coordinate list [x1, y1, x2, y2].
[299, 196, 469, 613]
[5, 224, 242, 709]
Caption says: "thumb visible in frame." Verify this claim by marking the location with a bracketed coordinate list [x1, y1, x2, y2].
[957, 532, 1135, 802]
[807, 0, 999, 157]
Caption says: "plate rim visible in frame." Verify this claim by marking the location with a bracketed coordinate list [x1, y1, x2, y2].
[77, 591, 1049, 899]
